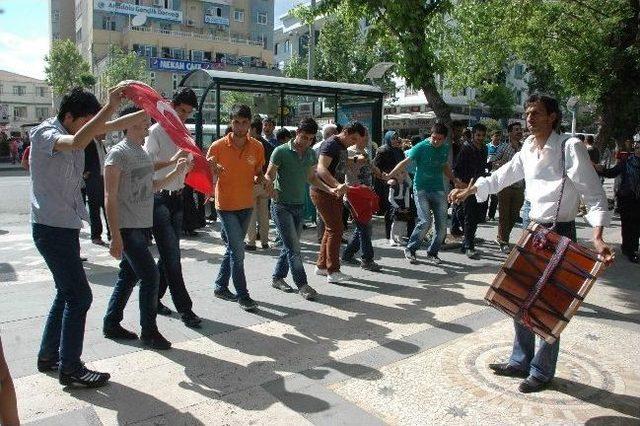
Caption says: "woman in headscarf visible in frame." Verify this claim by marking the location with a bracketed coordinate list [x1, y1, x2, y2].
[599, 140, 640, 263]
[374, 130, 412, 240]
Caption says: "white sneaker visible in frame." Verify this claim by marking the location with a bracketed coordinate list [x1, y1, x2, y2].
[314, 266, 328, 276]
[389, 239, 399, 247]
[327, 271, 352, 283]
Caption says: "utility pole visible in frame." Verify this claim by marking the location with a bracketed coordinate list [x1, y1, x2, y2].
[307, 0, 315, 80]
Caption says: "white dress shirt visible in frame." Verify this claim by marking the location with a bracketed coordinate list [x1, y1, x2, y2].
[475, 132, 611, 227]
[143, 123, 187, 192]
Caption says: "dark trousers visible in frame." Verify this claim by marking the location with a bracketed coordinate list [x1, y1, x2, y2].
[497, 186, 525, 244]
[451, 203, 465, 236]
[152, 192, 193, 313]
[488, 194, 498, 220]
[462, 196, 482, 251]
[619, 195, 640, 255]
[182, 186, 204, 232]
[33, 224, 92, 374]
[86, 175, 109, 240]
[104, 228, 159, 334]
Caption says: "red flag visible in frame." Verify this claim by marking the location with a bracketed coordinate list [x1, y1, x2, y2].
[345, 185, 379, 225]
[123, 82, 213, 197]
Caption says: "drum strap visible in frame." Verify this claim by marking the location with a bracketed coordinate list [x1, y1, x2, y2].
[517, 230, 572, 328]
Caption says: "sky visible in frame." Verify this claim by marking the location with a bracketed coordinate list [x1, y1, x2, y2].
[0, 0, 309, 81]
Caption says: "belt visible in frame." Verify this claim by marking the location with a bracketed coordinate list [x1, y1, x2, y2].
[158, 188, 183, 197]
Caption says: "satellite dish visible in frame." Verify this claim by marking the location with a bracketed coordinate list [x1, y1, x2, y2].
[566, 96, 579, 111]
[366, 62, 395, 80]
[131, 13, 147, 27]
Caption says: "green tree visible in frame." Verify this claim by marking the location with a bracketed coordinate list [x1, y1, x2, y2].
[44, 39, 95, 95]
[100, 46, 150, 91]
[282, 54, 309, 79]
[476, 83, 515, 122]
[444, 0, 640, 144]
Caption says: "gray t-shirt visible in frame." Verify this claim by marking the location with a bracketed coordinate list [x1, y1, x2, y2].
[105, 139, 154, 229]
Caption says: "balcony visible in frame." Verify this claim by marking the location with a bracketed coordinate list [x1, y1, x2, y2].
[124, 25, 265, 48]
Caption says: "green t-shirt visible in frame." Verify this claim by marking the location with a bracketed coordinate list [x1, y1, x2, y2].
[270, 142, 317, 204]
[407, 138, 449, 192]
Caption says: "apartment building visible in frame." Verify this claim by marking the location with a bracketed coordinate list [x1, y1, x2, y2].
[53, 0, 278, 97]
[0, 71, 53, 136]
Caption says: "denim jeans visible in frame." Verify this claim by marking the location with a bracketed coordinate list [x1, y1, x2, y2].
[33, 224, 92, 374]
[508, 221, 576, 382]
[521, 199, 532, 229]
[343, 220, 374, 262]
[215, 208, 253, 298]
[152, 193, 193, 313]
[406, 190, 447, 256]
[271, 202, 308, 287]
[104, 228, 159, 334]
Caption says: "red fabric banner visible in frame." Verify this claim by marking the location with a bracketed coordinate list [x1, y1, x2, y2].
[123, 82, 213, 197]
[345, 185, 379, 225]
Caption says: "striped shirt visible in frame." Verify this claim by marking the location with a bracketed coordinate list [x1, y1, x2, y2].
[492, 141, 524, 188]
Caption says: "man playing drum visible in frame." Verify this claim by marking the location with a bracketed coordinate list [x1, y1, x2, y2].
[449, 94, 614, 393]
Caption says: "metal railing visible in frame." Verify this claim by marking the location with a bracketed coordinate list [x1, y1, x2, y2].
[124, 25, 265, 47]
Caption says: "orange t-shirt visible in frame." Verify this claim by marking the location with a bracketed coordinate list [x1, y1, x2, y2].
[207, 133, 265, 211]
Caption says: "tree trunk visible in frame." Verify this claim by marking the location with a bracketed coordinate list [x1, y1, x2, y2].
[421, 80, 452, 130]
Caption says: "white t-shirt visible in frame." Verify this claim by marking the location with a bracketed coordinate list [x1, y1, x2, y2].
[143, 123, 187, 192]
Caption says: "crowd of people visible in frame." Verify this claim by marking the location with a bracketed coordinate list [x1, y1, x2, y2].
[2, 81, 636, 426]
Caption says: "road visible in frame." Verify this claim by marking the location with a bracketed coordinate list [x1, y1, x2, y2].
[0, 174, 638, 425]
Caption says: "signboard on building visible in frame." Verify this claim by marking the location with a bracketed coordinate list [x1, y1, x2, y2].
[149, 57, 214, 73]
[94, 0, 182, 23]
[204, 15, 229, 25]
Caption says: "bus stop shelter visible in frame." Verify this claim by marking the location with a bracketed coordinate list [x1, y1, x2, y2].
[180, 69, 384, 148]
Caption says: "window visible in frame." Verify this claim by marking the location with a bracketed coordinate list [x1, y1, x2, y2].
[172, 74, 180, 91]
[36, 107, 49, 120]
[283, 40, 290, 53]
[172, 48, 185, 60]
[274, 43, 278, 55]
[516, 89, 523, 105]
[37, 87, 47, 97]
[514, 64, 524, 79]
[52, 10, 60, 23]
[13, 86, 26, 96]
[102, 16, 116, 31]
[257, 12, 267, 25]
[234, 9, 244, 22]
[191, 50, 204, 62]
[206, 6, 222, 17]
[13, 106, 27, 120]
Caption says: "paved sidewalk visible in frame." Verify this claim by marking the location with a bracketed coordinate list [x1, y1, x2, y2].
[1, 203, 639, 424]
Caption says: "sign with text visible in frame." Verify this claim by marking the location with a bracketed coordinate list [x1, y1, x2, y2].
[204, 15, 229, 25]
[149, 57, 214, 73]
[94, 0, 182, 23]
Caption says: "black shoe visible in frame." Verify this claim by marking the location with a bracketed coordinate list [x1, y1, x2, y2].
[342, 257, 360, 266]
[141, 330, 172, 350]
[181, 311, 202, 328]
[103, 324, 138, 340]
[628, 254, 639, 264]
[298, 284, 318, 300]
[360, 260, 382, 272]
[489, 363, 528, 378]
[404, 248, 417, 264]
[157, 302, 172, 316]
[214, 288, 238, 301]
[59, 366, 110, 388]
[261, 243, 269, 249]
[272, 278, 295, 293]
[245, 244, 257, 251]
[238, 296, 258, 311]
[37, 357, 59, 373]
[519, 376, 550, 393]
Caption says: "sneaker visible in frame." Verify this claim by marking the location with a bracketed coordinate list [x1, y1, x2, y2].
[466, 249, 479, 259]
[59, 366, 110, 388]
[389, 239, 400, 247]
[272, 278, 294, 293]
[360, 260, 382, 272]
[298, 284, 318, 300]
[500, 244, 511, 254]
[157, 302, 172, 316]
[141, 330, 172, 350]
[214, 288, 238, 301]
[103, 324, 138, 340]
[426, 254, 442, 265]
[238, 296, 258, 311]
[181, 311, 202, 328]
[404, 248, 417, 264]
[245, 244, 257, 251]
[37, 357, 59, 373]
[314, 266, 328, 276]
[327, 271, 352, 283]
[342, 257, 360, 266]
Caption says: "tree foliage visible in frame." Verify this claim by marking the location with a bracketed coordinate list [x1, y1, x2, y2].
[44, 40, 95, 95]
[100, 46, 150, 91]
[477, 83, 515, 122]
[282, 54, 309, 79]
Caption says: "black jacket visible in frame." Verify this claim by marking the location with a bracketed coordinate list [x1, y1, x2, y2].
[454, 141, 488, 184]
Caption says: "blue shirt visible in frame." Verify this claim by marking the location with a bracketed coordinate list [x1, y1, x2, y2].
[29, 117, 88, 229]
[407, 138, 450, 192]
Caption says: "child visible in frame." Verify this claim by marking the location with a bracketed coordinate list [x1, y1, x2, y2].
[387, 171, 413, 246]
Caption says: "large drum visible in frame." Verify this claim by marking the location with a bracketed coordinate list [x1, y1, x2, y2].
[485, 223, 606, 344]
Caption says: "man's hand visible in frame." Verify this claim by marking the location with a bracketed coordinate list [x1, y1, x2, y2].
[109, 234, 123, 259]
[334, 183, 348, 197]
[448, 179, 475, 204]
[170, 149, 189, 163]
[207, 155, 225, 175]
[594, 238, 615, 265]
[174, 158, 189, 174]
[263, 177, 275, 197]
[107, 82, 130, 108]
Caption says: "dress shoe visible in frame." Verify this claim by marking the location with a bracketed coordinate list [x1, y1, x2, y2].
[488, 363, 528, 378]
[519, 376, 550, 393]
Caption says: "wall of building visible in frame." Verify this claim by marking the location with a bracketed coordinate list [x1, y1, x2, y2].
[0, 72, 53, 135]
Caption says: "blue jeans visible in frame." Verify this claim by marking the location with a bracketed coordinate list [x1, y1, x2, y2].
[406, 190, 447, 256]
[104, 228, 159, 334]
[343, 220, 374, 262]
[152, 193, 192, 313]
[521, 199, 532, 229]
[33, 224, 92, 374]
[215, 208, 253, 298]
[271, 202, 308, 287]
[508, 221, 576, 382]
